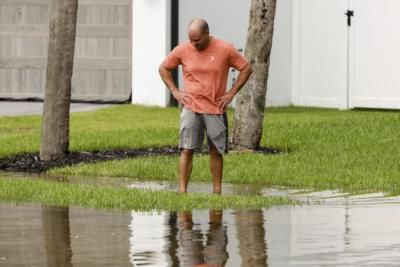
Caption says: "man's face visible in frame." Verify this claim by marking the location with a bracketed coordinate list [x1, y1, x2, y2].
[188, 29, 209, 51]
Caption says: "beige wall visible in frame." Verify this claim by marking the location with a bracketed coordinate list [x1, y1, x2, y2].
[0, 0, 132, 102]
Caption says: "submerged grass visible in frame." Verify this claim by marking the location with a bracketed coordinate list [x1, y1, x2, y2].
[0, 177, 293, 211]
[2, 104, 400, 195]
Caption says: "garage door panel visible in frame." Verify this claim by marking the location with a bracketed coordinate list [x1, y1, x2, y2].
[0, 0, 132, 102]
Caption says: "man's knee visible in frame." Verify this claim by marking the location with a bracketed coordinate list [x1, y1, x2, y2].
[209, 144, 223, 157]
[181, 148, 194, 157]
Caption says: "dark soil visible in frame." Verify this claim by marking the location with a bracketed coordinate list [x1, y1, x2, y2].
[0, 146, 281, 173]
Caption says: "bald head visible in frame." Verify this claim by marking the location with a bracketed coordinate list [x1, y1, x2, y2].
[188, 18, 209, 34]
[187, 18, 211, 51]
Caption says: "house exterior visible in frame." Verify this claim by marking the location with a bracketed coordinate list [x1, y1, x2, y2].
[133, 0, 400, 109]
[132, 0, 292, 107]
[0, 0, 132, 102]
[1, 0, 399, 109]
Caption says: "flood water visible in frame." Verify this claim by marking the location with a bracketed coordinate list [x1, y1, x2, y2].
[1, 187, 400, 266]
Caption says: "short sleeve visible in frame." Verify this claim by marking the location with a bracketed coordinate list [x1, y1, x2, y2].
[228, 45, 249, 71]
[162, 45, 183, 70]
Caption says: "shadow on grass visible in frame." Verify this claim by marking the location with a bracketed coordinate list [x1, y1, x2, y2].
[351, 107, 400, 113]
[0, 146, 285, 173]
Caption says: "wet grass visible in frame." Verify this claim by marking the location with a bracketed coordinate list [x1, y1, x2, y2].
[2, 104, 400, 195]
[53, 105, 400, 195]
[0, 105, 179, 158]
[0, 177, 293, 211]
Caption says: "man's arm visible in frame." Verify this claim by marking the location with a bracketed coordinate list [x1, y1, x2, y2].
[217, 63, 253, 111]
[228, 63, 253, 96]
[159, 64, 191, 105]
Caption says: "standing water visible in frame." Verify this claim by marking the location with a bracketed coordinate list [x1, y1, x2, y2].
[1, 188, 400, 266]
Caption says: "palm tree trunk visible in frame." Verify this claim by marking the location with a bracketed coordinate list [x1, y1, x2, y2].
[40, 0, 78, 160]
[231, 0, 277, 150]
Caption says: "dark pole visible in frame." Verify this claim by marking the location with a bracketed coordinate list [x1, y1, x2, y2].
[170, 0, 179, 106]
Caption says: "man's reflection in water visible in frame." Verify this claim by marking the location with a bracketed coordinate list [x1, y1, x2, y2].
[41, 205, 73, 267]
[170, 210, 228, 267]
[235, 210, 268, 267]
[168, 211, 181, 267]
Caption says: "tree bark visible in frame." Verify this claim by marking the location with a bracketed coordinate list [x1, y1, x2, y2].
[40, 0, 78, 160]
[231, 0, 277, 150]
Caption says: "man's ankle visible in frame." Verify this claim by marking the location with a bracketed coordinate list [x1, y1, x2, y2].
[178, 187, 187, 193]
[212, 189, 221, 194]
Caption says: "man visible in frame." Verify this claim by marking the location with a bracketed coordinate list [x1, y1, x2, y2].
[159, 18, 252, 194]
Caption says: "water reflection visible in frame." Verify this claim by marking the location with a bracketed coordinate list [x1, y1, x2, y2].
[2, 190, 400, 266]
[235, 210, 268, 266]
[41, 205, 73, 267]
[0, 203, 131, 266]
[129, 210, 231, 266]
[176, 210, 228, 266]
[167, 212, 180, 267]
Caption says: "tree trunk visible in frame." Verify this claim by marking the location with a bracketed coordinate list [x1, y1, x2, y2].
[40, 0, 78, 160]
[231, 0, 277, 150]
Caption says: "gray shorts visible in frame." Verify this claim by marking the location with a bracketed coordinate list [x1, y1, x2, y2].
[179, 108, 228, 155]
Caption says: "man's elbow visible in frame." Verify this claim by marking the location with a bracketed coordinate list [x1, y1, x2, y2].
[158, 64, 165, 75]
[159, 64, 173, 75]
[247, 64, 253, 76]
[245, 64, 253, 76]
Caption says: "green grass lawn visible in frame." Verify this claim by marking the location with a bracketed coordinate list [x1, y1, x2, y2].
[2, 104, 400, 196]
[0, 105, 180, 157]
[0, 177, 292, 211]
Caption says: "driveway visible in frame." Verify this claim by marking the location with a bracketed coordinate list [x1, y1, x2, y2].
[0, 101, 112, 116]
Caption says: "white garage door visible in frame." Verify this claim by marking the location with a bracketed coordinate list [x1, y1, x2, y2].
[0, 0, 132, 102]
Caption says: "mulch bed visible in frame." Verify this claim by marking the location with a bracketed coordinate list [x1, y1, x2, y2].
[0, 146, 281, 173]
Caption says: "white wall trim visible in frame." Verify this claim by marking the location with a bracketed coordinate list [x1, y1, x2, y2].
[298, 97, 342, 108]
[351, 97, 400, 109]
[291, 0, 301, 106]
[347, 0, 355, 109]
[131, 0, 171, 107]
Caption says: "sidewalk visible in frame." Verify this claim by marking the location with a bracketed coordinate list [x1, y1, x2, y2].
[0, 101, 111, 117]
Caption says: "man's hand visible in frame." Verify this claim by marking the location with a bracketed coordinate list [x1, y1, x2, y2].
[217, 64, 252, 112]
[217, 91, 235, 112]
[172, 89, 192, 106]
[159, 64, 192, 105]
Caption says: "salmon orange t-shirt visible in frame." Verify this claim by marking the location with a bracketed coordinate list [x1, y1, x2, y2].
[162, 37, 249, 114]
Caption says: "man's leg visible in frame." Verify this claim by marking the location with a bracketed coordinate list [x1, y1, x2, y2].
[179, 149, 194, 193]
[210, 144, 223, 194]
